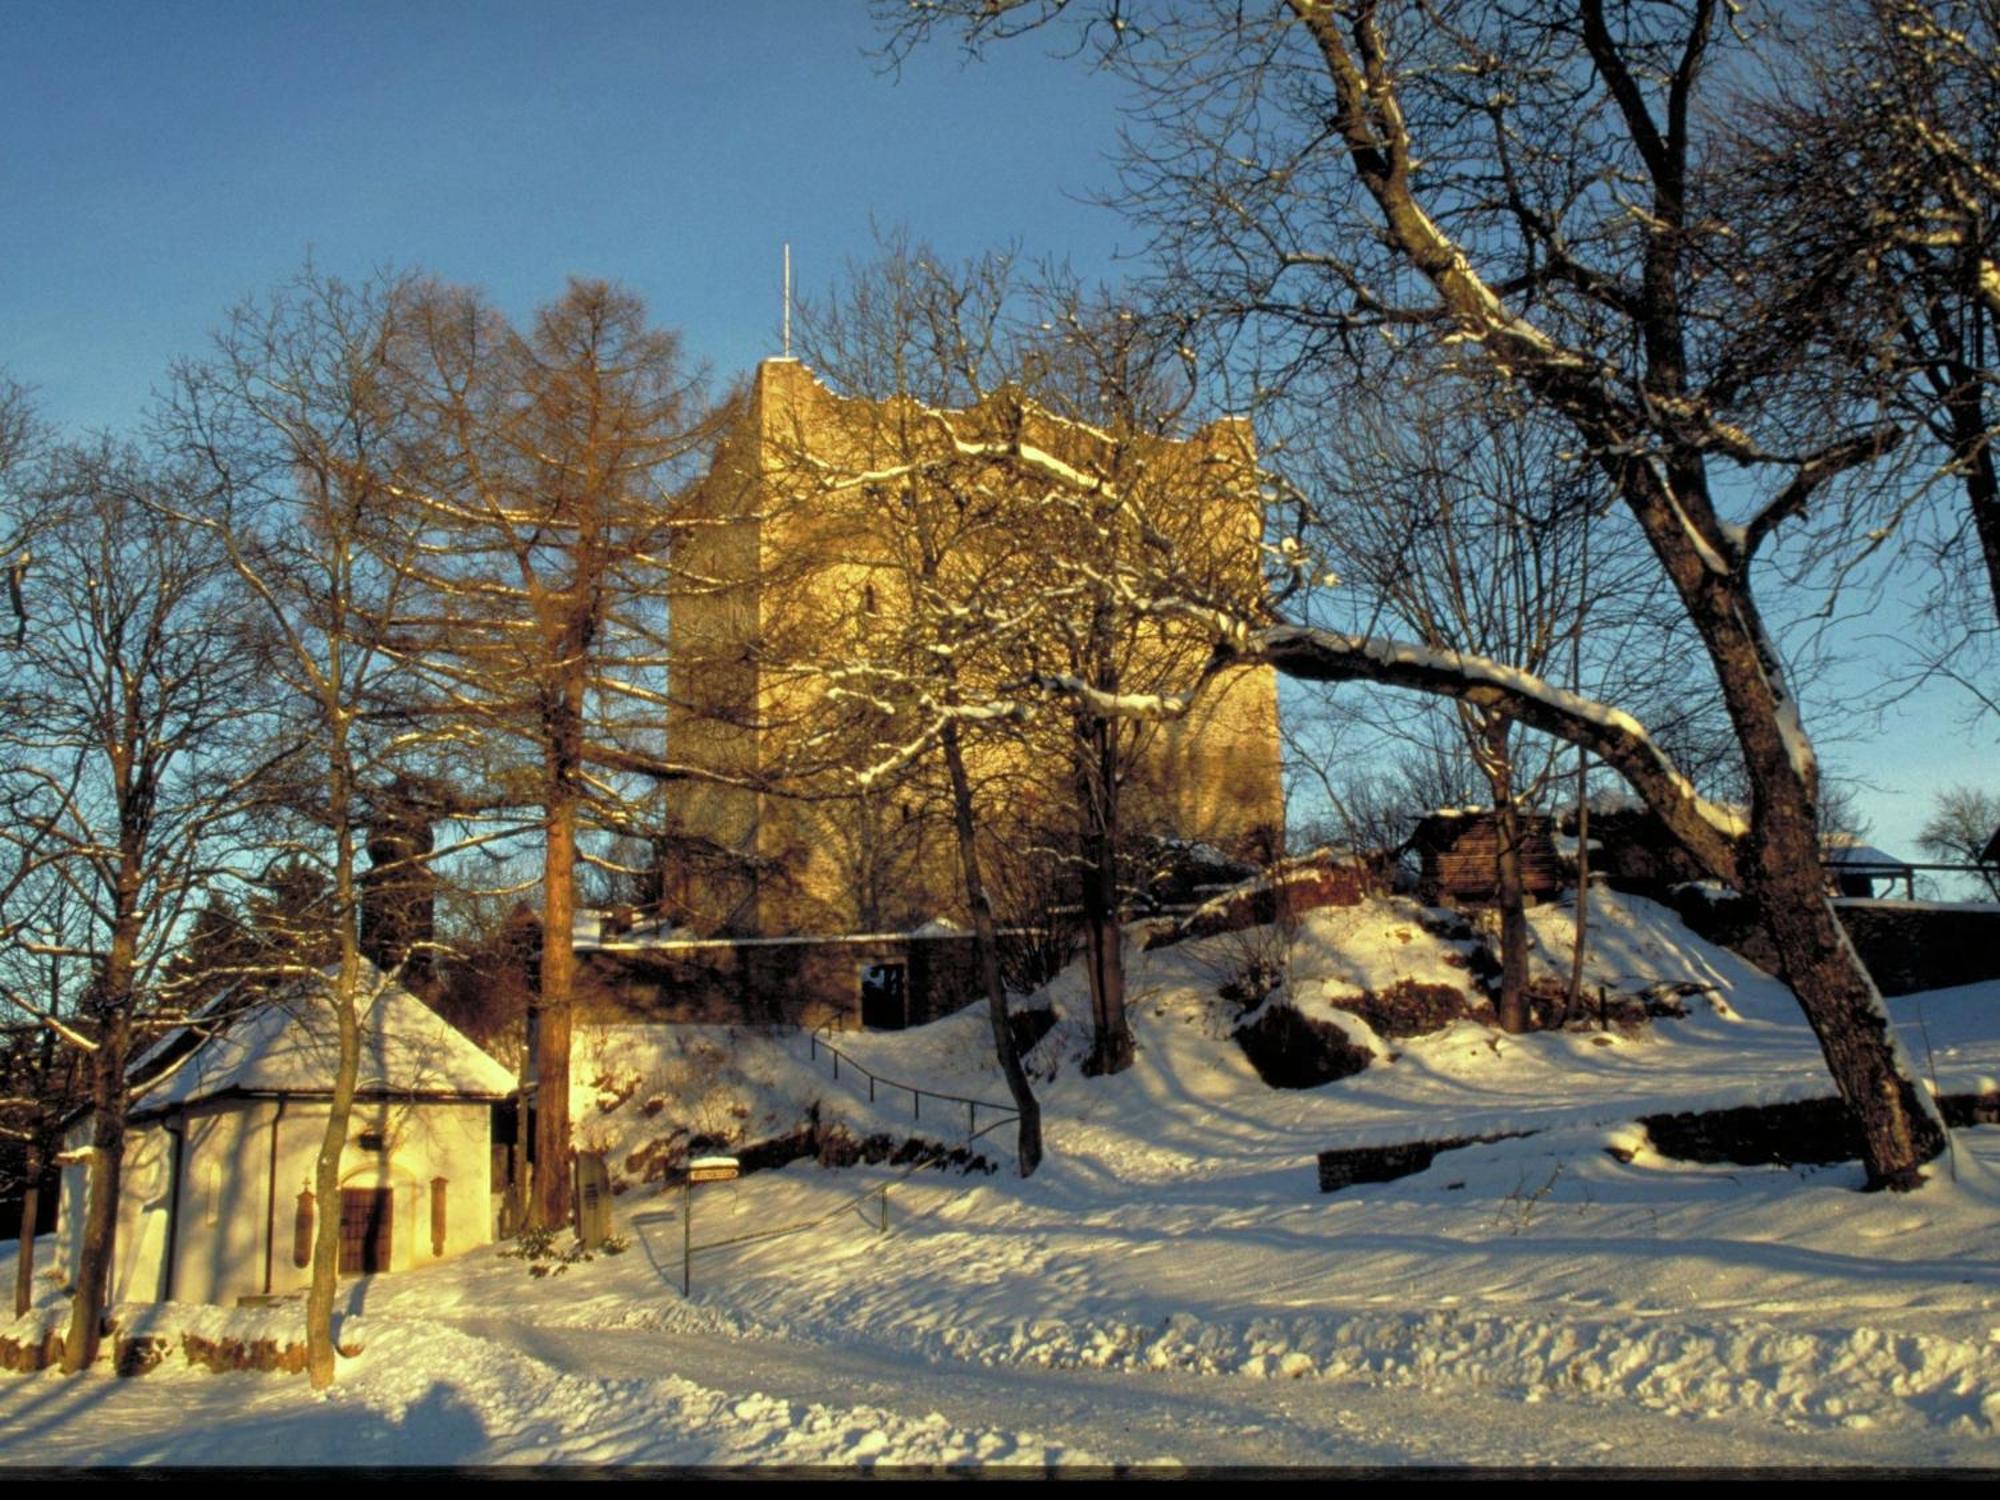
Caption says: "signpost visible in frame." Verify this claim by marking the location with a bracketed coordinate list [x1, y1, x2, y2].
[574, 1153, 612, 1246]
[682, 1156, 740, 1297]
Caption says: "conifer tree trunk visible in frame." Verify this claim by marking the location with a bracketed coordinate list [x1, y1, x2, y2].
[533, 677, 584, 1234]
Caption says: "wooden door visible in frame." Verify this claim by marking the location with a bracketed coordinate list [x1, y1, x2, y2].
[338, 1188, 393, 1275]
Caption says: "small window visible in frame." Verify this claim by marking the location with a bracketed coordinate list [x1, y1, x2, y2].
[430, 1177, 449, 1258]
[356, 1130, 388, 1153]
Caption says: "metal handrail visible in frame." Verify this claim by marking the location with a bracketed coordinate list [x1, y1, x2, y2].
[806, 1020, 1019, 1137]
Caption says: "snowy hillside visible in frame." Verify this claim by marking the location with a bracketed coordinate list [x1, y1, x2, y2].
[5, 890, 1998, 1468]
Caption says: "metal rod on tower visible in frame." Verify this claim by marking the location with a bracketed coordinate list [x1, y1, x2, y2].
[783, 242, 792, 359]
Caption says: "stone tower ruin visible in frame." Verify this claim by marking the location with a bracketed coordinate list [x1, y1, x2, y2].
[662, 358, 1283, 937]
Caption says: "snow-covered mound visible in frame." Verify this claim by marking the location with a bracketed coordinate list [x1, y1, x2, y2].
[570, 891, 1857, 1198]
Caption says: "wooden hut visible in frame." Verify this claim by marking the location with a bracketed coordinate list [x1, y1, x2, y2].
[1408, 808, 1562, 905]
[1557, 797, 1710, 892]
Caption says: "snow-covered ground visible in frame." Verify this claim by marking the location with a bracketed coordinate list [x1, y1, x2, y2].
[5, 892, 1999, 1468]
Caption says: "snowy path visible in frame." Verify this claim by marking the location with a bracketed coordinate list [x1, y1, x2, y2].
[8, 1293, 1976, 1469]
[432, 1313, 1988, 1469]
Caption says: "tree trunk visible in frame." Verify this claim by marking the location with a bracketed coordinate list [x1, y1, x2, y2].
[1076, 712, 1132, 1076]
[508, 1060, 531, 1237]
[61, 1010, 129, 1374]
[1675, 551, 1949, 1187]
[13, 1146, 41, 1319]
[305, 947, 361, 1389]
[306, 714, 362, 1389]
[1482, 720, 1530, 1034]
[1738, 788, 1947, 1190]
[1566, 753, 1593, 1025]
[534, 778, 578, 1234]
[1944, 362, 2000, 628]
[941, 720, 1042, 1176]
[1491, 804, 1531, 1035]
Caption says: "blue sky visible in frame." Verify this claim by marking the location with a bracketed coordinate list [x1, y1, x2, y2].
[3, 0, 1991, 872]
[2, 0, 1137, 427]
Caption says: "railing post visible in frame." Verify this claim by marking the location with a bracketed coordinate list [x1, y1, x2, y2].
[869, 1076, 875, 1103]
[913, 1087, 920, 1121]
[968, 1100, 976, 1134]
[833, 1051, 839, 1081]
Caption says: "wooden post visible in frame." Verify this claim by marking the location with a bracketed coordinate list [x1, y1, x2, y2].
[12, 1147, 39, 1319]
[681, 1177, 691, 1298]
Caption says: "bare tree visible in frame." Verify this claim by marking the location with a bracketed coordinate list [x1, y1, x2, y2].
[2, 889, 86, 1320]
[1730, 0, 2000, 675]
[387, 279, 713, 1232]
[0, 376, 66, 1317]
[1014, 294, 1259, 1076]
[1916, 785, 2000, 899]
[787, 241, 1049, 1168]
[784, 244, 1275, 1083]
[1309, 380, 1614, 1026]
[0, 376, 37, 652]
[0, 443, 258, 1369]
[888, 0, 1949, 1188]
[172, 266, 441, 1387]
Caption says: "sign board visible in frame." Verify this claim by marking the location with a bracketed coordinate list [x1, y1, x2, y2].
[574, 1152, 613, 1245]
[687, 1155, 739, 1184]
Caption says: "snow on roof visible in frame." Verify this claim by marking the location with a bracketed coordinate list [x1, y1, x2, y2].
[1822, 834, 1907, 868]
[124, 979, 247, 1083]
[1556, 790, 1648, 819]
[137, 961, 515, 1112]
[572, 908, 682, 950]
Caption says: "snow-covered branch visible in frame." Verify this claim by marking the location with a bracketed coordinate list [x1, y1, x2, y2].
[1232, 622, 1744, 883]
[1028, 673, 1199, 722]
